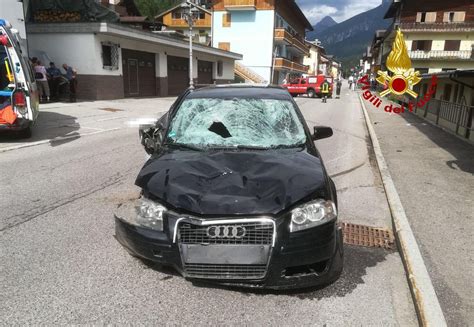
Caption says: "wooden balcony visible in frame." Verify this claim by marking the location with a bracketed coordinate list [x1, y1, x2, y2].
[408, 50, 473, 60]
[274, 28, 309, 56]
[162, 13, 211, 28]
[274, 58, 308, 73]
[224, 0, 256, 10]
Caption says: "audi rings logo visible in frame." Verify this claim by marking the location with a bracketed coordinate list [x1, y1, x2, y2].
[206, 225, 247, 239]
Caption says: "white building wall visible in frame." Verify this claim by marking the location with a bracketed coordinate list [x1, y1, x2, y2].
[29, 32, 235, 81]
[212, 10, 274, 82]
[28, 33, 97, 74]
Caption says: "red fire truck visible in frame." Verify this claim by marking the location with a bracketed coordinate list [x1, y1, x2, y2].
[282, 75, 333, 98]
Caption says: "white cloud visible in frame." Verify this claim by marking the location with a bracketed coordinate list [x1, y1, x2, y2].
[330, 0, 381, 22]
[304, 5, 338, 25]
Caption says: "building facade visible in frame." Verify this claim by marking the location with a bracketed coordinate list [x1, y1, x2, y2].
[211, 0, 312, 84]
[155, 1, 212, 45]
[384, 0, 474, 73]
[303, 40, 322, 76]
[28, 22, 241, 99]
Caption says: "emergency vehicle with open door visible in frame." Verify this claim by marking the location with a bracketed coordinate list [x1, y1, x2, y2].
[0, 19, 39, 138]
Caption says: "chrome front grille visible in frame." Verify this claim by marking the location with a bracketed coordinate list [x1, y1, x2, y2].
[184, 263, 267, 279]
[178, 221, 274, 245]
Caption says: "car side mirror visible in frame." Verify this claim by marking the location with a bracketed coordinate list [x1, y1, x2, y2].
[312, 126, 333, 141]
[139, 125, 162, 155]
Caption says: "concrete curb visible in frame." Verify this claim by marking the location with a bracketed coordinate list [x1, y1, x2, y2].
[359, 96, 447, 327]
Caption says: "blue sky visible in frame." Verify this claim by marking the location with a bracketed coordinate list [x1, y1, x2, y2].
[296, 0, 384, 25]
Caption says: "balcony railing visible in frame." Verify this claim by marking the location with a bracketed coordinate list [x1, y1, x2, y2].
[274, 28, 309, 56]
[399, 21, 474, 32]
[274, 57, 308, 73]
[223, 0, 256, 10]
[409, 50, 473, 60]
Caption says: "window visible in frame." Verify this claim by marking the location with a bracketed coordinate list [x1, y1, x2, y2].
[421, 83, 428, 96]
[443, 84, 452, 101]
[218, 42, 230, 51]
[217, 60, 223, 76]
[198, 12, 205, 20]
[416, 12, 436, 23]
[416, 68, 429, 74]
[411, 40, 432, 51]
[172, 12, 182, 19]
[453, 84, 459, 103]
[444, 40, 461, 51]
[444, 11, 465, 22]
[101, 42, 119, 70]
[222, 13, 231, 27]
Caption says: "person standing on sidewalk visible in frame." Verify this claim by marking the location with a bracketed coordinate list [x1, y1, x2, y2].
[62, 63, 77, 102]
[34, 61, 50, 102]
[47, 62, 62, 101]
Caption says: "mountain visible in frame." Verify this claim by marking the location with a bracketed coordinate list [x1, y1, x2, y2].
[306, 16, 337, 39]
[307, 0, 391, 72]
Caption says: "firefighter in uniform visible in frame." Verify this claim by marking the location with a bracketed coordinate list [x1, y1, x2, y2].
[321, 79, 330, 103]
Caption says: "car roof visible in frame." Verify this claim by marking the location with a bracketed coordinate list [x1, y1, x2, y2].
[186, 84, 293, 100]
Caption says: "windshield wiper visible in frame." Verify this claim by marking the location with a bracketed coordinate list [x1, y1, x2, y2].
[236, 145, 269, 150]
[164, 143, 203, 151]
[271, 143, 306, 149]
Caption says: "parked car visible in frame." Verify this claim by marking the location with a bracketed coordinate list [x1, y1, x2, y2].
[115, 85, 343, 289]
[0, 19, 39, 138]
[282, 75, 333, 98]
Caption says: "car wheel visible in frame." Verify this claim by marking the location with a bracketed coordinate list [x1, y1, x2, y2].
[307, 89, 316, 98]
[18, 126, 32, 139]
[291, 93, 297, 98]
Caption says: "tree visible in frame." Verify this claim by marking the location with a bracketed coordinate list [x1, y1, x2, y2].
[134, 0, 180, 20]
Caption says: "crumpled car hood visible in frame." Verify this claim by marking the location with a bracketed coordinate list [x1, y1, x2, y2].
[135, 149, 327, 216]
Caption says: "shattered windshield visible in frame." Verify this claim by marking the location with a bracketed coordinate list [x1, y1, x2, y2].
[166, 98, 307, 149]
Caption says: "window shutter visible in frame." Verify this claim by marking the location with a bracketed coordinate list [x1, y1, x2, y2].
[443, 12, 450, 22]
[453, 11, 465, 22]
[416, 12, 422, 22]
[427, 12, 437, 22]
[218, 42, 230, 51]
[222, 13, 231, 27]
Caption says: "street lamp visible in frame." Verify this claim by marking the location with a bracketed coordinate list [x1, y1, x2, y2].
[181, 1, 199, 90]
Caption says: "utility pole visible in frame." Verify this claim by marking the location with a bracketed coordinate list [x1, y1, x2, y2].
[182, 1, 198, 90]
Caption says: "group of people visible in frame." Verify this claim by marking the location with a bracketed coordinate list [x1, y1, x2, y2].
[31, 58, 77, 102]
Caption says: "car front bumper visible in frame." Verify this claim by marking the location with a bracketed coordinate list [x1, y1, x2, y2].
[115, 215, 343, 290]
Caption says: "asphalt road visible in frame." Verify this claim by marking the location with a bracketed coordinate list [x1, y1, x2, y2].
[1, 91, 417, 325]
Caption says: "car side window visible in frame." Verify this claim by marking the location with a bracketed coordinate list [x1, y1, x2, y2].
[301, 80, 306, 85]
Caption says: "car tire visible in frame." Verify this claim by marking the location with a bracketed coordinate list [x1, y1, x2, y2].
[291, 93, 297, 98]
[18, 126, 32, 139]
[307, 89, 316, 98]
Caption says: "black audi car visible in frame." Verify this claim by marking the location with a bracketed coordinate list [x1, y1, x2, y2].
[115, 85, 343, 289]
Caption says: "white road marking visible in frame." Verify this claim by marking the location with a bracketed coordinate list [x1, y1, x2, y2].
[0, 128, 121, 153]
[96, 115, 128, 122]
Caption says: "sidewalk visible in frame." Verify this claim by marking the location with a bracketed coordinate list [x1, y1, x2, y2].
[364, 101, 474, 326]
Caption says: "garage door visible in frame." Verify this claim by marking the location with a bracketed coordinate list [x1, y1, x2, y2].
[122, 49, 156, 97]
[198, 60, 213, 85]
[167, 56, 189, 96]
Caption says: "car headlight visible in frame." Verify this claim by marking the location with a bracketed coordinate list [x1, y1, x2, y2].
[290, 199, 337, 232]
[116, 197, 166, 231]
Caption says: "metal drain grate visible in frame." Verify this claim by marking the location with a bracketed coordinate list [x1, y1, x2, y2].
[340, 222, 395, 250]
[99, 107, 124, 112]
